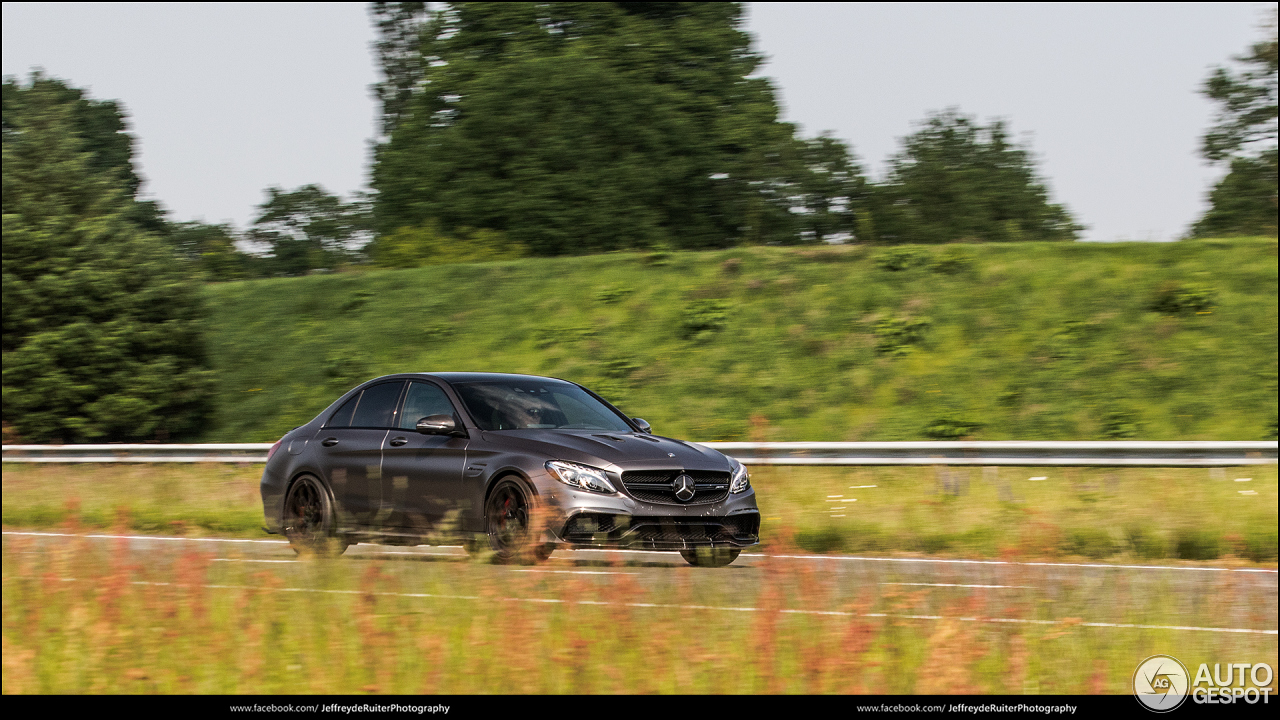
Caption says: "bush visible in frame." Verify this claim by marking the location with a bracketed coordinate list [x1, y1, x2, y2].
[923, 417, 984, 439]
[678, 300, 731, 341]
[932, 246, 975, 275]
[1174, 529, 1221, 560]
[1065, 528, 1118, 558]
[874, 246, 925, 271]
[873, 316, 930, 355]
[593, 286, 634, 304]
[1150, 281, 1216, 314]
[1101, 410, 1140, 439]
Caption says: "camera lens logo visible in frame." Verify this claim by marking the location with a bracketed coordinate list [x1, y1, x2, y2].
[1134, 655, 1190, 712]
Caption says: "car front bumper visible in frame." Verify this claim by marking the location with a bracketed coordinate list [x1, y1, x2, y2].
[539, 479, 760, 549]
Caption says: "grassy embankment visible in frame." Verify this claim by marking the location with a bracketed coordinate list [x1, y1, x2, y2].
[202, 238, 1277, 444]
[2, 532, 1276, 694]
[4, 463, 1274, 562]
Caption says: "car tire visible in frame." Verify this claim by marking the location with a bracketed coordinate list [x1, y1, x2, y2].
[484, 477, 546, 565]
[282, 474, 348, 558]
[680, 547, 740, 568]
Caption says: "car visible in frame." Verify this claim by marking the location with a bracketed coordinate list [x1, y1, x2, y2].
[260, 372, 760, 566]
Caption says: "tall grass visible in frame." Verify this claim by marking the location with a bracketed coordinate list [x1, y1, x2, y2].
[199, 239, 1278, 443]
[2, 529, 1275, 694]
[3, 463, 1275, 563]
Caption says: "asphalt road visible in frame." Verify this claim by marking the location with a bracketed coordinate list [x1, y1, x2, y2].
[4, 530, 1276, 637]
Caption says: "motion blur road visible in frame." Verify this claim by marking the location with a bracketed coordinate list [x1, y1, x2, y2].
[5, 531, 1276, 636]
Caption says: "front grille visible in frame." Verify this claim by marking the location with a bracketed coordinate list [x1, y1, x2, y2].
[621, 469, 731, 505]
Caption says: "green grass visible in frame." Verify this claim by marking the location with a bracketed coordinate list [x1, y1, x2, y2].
[200, 238, 1278, 443]
[2, 534, 1275, 694]
[5, 463, 1274, 564]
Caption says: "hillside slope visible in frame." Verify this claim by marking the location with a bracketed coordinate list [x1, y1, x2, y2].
[204, 239, 1278, 442]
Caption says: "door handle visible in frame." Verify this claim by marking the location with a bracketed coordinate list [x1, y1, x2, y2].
[389, 437, 408, 447]
[321, 437, 339, 447]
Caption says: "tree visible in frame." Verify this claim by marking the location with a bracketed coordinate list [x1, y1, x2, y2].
[371, 2, 803, 255]
[246, 185, 371, 276]
[371, 2, 430, 137]
[789, 134, 869, 244]
[168, 221, 261, 280]
[1191, 13, 1278, 237]
[869, 110, 1081, 244]
[2, 77, 213, 442]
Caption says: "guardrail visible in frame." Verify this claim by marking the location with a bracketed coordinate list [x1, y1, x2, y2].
[3, 441, 1276, 466]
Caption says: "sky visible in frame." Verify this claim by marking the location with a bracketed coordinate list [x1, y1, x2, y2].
[2, 2, 1272, 241]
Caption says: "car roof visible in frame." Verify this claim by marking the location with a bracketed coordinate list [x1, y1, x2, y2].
[400, 372, 572, 385]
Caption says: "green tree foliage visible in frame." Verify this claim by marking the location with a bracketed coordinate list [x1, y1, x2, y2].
[168, 221, 258, 281]
[371, 2, 809, 255]
[371, 2, 430, 137]
[246, 185, 371, 276]
[2, 72, 141, 195]
[869, 110, 1082, 244]
[2, 77, 213, 442]
[790, 133, 868, 244]
[1192, 14, 1278, 237]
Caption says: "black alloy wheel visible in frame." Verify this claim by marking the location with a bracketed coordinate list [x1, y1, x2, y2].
[680, 547, 740, 568]
[484, 478, 548, 564]
[282, 475, 348, 557]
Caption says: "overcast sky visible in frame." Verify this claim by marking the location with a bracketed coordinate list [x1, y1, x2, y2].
[2, 2, 1271, 241]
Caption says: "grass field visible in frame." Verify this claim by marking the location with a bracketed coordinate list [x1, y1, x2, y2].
[4, 463, 1274, 563]
[2, 532, 1275, 694]
[201, 238, 1278, 444]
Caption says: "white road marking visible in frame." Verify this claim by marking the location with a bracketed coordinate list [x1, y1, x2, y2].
[2, 530, 288, 544]
[513, 569, 637, 576]
[849, 485, 877, 489]
[741, 552, 1280, 574]
[1235, 478, 1252, 482]
[211, 559, 298, 564]
[8, 575, 1274, 636]
[6, 531, 1277, 574]
[882, 582, 1032, 589]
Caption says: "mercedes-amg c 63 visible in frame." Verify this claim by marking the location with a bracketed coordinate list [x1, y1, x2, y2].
[260, 373, 759, 566]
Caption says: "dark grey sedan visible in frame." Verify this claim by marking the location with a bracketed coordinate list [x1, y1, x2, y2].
[260, 373, 759, 566]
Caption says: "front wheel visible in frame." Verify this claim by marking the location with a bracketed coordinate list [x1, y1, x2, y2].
[282, 475, 348, 558]
[680, 547, 740, 567]
[484, 478, 546, 564]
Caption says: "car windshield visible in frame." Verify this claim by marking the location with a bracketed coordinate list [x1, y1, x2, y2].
[452, 380, 633, 432]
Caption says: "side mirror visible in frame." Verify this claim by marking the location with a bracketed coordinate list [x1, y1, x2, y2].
[631, 417, 652, 434]
[416, 414, 460, 436]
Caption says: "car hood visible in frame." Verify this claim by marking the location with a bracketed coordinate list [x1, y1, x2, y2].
[480, 429, 732, 473]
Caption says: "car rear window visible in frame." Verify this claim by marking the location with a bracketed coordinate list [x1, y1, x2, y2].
[349, 381, 405, 428]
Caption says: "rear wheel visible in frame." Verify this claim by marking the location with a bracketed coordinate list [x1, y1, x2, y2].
[680, 547, 740, 568]
[282, 475, 348, 558]
[484, 478, 546, 564]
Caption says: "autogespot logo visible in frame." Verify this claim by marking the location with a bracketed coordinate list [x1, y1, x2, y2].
[1134, 655, 1190, 712]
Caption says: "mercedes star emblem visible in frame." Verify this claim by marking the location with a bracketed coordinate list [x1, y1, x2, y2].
[673, 473, 696, 502]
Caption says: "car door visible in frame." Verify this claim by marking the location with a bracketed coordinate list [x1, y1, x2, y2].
[313, 380, 405, 528]
[380, 380, 469, 533]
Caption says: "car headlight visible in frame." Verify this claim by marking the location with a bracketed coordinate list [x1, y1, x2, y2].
[729, 457, 750, 493]
[545, 460, 617, 494]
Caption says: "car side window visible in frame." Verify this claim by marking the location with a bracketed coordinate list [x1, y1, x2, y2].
[327, 393, 361, 428]
[399, 382, 456, 429]
[350, 381, 405, 428]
